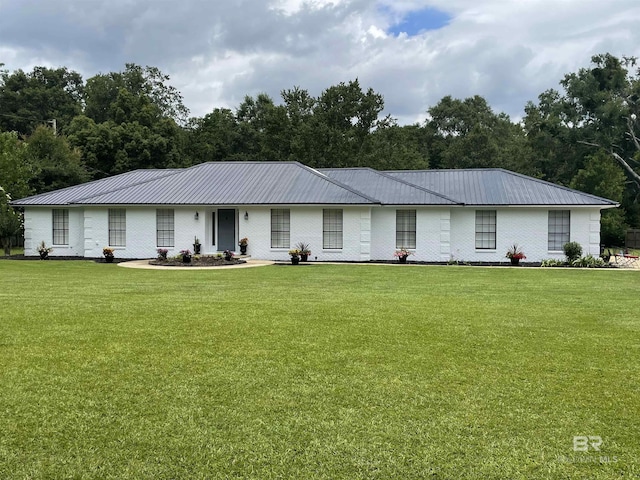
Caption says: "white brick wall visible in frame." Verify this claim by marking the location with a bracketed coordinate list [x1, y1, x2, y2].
[449, 207, 601, 263]
[239, 206, 370, 261]
[23, 205, 603, 261]
[370, 207, 448, 262]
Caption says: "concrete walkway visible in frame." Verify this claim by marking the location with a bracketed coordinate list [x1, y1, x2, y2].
[118, 259, 275, 270]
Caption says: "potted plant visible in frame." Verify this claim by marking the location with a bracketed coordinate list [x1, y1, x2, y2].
[157, 248, 168, 260]
[505, 244, 526, 265]
[394, 247, 413, 264]
[224, 249, 234, 261]
[180, 249, 191, 263]
[238, 237, 248, 255]
[289, 249, 301, 265]
[37, 241, 53, 260]
[193, 237, 201, 255]
[103, 247, 115, 263]
[295, 242, 311, 261]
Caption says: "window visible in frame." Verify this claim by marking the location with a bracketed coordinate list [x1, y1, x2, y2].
[108, 208, 126, 247]
[548, 210, 570, 251]
[156, 209, 174, 247]
[396, 210, 416, 249]
[52, 209, 69, 245]
[475, 210, 496, 249]
[323, 209, 343, 249]
[271, 209, 290, 248]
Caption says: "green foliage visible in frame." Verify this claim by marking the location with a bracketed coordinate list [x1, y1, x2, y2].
[570, 151, 626, 201]
[572, 254, 606, 268]
[0, 186, 22, 254]
[0, 131, 33, 199]
[563, 241, 583, 262]
[525, 53, 640, 228]
[25, 126, 89, 193]
[426, 95, 535, 173]
[540, 258, 566, 267]
[0, 263, 638, 478]
[0, 66, 83, 134]
[600, 208, 627, 246]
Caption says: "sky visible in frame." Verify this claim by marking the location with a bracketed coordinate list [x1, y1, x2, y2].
[1, 0, 639, 125]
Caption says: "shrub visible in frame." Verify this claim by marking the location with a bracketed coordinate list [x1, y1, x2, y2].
[572, 255, 605, 268]
[541, 259, 565, 267]
[563, 242, 583, 263]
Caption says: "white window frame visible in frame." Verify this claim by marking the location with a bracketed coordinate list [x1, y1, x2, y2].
[52, 209, 69, 245]
[323, 209, 343, 249]
[108, 208, 126, 247]
[475, 210, 496, 250]
[271, 209, 290, 248]
[548, 210, 570, 251]
[156, 209, 174, 247]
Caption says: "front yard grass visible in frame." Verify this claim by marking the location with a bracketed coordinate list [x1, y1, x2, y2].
[0, 261, 638, 479]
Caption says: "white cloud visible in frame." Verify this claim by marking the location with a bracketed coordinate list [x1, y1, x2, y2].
[1, 0, 639, 123]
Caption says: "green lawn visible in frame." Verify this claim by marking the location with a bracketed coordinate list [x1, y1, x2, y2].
[0, 261, 638, 479]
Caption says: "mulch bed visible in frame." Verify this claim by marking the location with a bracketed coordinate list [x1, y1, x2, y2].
[149, 257, 247, 267]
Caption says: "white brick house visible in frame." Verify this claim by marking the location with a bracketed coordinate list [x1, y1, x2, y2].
[12, 162, 618, 262]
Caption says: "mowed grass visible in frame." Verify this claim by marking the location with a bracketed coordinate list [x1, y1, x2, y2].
[0, 261, 638, 479]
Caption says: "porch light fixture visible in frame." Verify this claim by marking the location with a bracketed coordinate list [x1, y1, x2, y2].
[194, 211, 199, 220]
[244, 211, 249, 220]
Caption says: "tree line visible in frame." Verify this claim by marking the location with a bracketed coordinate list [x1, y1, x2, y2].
[1, 53, 640, 250]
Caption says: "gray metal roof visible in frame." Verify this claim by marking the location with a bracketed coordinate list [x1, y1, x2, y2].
[13, 162, 379, 206]
[74, 162, 378, 205]
[386, 169, 618, 206]
[11, 169, 180, 206]
[319, 168, 459, 205]
[12, 163, 618, 207]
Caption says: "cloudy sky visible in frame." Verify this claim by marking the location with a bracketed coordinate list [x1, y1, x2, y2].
[1, 0, 639, 124]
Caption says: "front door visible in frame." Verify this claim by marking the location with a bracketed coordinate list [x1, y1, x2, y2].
[218, 209, 236, 251]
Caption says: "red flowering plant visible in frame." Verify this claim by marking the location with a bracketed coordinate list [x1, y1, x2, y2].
[505, 244, 526, 260]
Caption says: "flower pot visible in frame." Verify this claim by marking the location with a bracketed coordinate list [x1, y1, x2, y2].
[182, 255, 191, 263]
[398, 255, 407, 264]
[291, 256, 300, 265]
[193, 244, 201, 255]
[105, 256, 114, 263]
[39, 252, 49, 260]
[510, 258, 520, 266]
[240, 245, 247, 255]
[300, 253, 308, 262]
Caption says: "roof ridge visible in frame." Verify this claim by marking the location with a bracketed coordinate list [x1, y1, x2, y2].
[68, 169, 184, 204]
[373, 170, 462, 204]
[302, 164, 381, 204]
[496, 168, 618, 205]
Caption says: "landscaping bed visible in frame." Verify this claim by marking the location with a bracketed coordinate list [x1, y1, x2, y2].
[149, 255, 246, 267]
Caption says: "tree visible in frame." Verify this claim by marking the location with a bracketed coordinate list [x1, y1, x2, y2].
[0, 66, 83, 134]
[0, 131, 32, 198]
[0, 131, 31, 255]
[26, 126, 89, 193]
[71, 64, 189, 177]
[0, 186, 22, 255]
[357, 124, 429, 171]
[427, 95, 535, 173]
[524, 53, 640, 230]
[185, 109, 240, 163]
[234, 93, 291, 161]
[570, 151, 628, 244]
[84, 64, 189, 126]
[311, 79, 387, 168]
